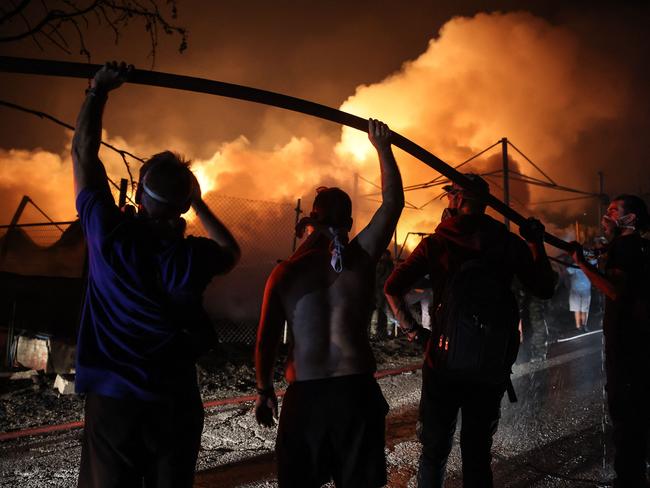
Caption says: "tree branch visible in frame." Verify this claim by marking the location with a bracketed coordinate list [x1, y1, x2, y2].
[0, 0, 32, 26]
[0, 98, 142, 199]
[0, 0, 187, 64]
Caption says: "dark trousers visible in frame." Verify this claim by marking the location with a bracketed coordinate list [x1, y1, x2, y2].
[78, 390, 204, 488]
[607, 378, 650, 488]
[416, 366, 505, 488]
[276, 374, 389, 488]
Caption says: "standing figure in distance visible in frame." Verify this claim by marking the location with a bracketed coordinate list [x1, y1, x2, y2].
[372, 248, 395, 339]
[566, 254, 593, 333]
[255, 119, 404, 488]
[73, 62, 240, 488]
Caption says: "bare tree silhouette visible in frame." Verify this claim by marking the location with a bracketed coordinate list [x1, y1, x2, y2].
[0, 0, 187, 63]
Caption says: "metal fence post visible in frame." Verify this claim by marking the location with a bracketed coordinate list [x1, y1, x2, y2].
[292, 198, 302, 253]
[0, 195, 29, 264]
[5, 300, 17, 368]
[118, 178, 128, 208]
[501, 137, 510, 230]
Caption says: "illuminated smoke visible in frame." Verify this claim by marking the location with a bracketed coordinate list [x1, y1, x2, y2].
[0, 11, 640, 280]
[335, 11, 627, 251]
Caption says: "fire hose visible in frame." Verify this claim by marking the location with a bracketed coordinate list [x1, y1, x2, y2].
[0, 363, 421, 442]
[0, 55, 572, 252]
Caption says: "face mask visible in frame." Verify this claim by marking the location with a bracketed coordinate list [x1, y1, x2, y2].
[602, 213, 636, 231]
[441, 207, 458, 221]
[329, 227, 345, 273]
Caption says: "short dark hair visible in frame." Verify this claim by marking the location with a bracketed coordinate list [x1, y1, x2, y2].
[136, 151, 193, 214]
[311, 186, 353, 230]
[613, 194, 650, 231]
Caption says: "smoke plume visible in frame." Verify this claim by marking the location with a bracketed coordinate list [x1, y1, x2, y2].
[1, 10, 647, 320]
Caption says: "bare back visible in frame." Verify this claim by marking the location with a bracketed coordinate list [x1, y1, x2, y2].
[255, 119, 403, 399]
[273, 236, 377, 382]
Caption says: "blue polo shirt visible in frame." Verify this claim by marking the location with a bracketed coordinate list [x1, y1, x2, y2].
[75, 185, 230, 401]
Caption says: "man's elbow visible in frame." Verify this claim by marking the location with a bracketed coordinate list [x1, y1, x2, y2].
[384, 279, 402, 299]
[232, 245, 242, 265]
[71, 134, 83, 161]
[380, 196, 404, 225]
[72, 134, 94, 163]
[225, 245, 241, 271]
[385, 188, 405, 210]
[220, 249, 241, 273]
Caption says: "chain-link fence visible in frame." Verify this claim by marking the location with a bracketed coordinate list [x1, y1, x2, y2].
[0, 190, 298, 351]
[187, 193, 298, 344]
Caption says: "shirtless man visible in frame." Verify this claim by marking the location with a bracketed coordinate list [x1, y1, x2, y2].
[255, 119, 404, 488]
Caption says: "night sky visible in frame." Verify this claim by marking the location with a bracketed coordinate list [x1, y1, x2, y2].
[1, 1, 649, 246]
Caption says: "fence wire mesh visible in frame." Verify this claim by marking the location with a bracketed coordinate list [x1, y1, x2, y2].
[1, 190, 298, 346]
[186, 192, 298, 344]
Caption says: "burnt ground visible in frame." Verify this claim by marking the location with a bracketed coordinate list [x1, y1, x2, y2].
[0, 337, 423, 434]
[1, 273, 596, 435]
[0, 289, 597, 436]
[0, 285, 608, 488]
[0, 323, 619, 487]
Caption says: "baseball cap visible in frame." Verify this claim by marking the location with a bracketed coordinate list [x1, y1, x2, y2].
[442, 173, 489, 196]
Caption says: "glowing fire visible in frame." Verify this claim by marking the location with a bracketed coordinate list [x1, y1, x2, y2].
[191, 163, 217, 198]
[0, 11, 630, 247]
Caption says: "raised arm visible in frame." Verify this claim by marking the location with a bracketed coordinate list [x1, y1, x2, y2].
[254, 267, 286, 427]
[72, 61, 132, 198]
[189, 173, 241, 270]
[571, 243, 621, 301]
[355, 119, 404, 260]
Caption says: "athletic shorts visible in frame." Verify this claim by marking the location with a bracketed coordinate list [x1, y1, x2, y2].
[569, 289, 591, 313]
[276, 374, 389, 488]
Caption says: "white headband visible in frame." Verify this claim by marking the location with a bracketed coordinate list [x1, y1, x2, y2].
[142, 180, 172, 204]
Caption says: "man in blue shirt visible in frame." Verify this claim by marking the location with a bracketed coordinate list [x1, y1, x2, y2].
[73, 61, 240, 488]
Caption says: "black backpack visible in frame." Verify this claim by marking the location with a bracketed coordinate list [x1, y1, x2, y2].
[431, 236, 520, 387]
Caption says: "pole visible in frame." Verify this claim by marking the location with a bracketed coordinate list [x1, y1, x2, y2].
[0, 195, 30, 263]
[0, 55, 572, 252]
[393, 229, 398, 260]
[502, 138, 510, 230]
[598, 171, 605, 231]
[118, 178, 128, 208]
[6, 300, 17, 368]
[292, 198, 302, 253]
[352, 172, 359, 236]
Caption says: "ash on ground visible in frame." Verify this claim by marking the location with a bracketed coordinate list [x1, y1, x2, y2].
[0, 337, 422, 434]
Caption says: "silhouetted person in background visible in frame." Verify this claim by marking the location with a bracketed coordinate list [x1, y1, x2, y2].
[73, 62, 240, 488]
[572, 195, 650, 488]
[514, 280, 551, 363]
[255, 119, 403, 488]
[566, 254, 593, 333]
[385, 174, 555, 488]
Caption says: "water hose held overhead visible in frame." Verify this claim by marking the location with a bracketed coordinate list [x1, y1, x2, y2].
[0, 55, 572, 252]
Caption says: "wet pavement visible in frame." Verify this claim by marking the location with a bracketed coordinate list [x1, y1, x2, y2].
[0, 331, 617, 487]
[194, 331, 614, 487]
